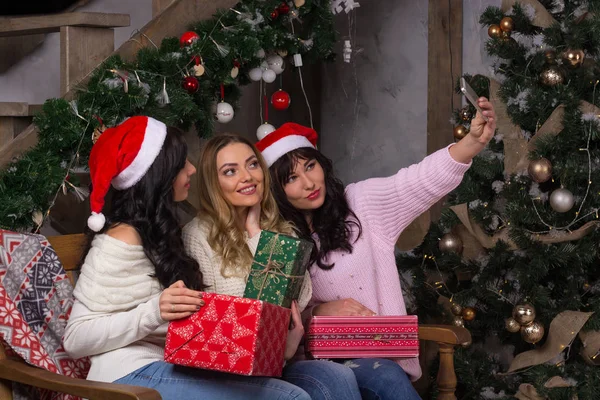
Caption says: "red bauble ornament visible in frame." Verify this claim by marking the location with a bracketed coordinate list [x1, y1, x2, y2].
[180, 31, 199, 47]
[271, 89, 291, 110]
[182, 76, 199, 94]
[271, 9, 279, 19]
[278, 3, 290, 14]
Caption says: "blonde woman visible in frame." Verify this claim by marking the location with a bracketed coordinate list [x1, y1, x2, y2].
[183, 133, 363, 400]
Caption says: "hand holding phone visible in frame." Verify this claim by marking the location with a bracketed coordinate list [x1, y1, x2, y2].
[460, 77, 489, 122]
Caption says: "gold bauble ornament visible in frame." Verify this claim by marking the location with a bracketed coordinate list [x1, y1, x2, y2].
[500, 17, 514, 33]
[450, 302, 463, 316]
[462, 307, 477, 321]
[513, 303, 536, 326]
[452, 316, 465, 327]
[453, 125, 469, 140]
[528, 158, 552, 183]
[540, 65, 565, 86]
[562, 49, 585, 69]
[505, 317, 521, 333]
[544, 50, 557, 64]
[439, 233, 463, 254]
[294, 0, 305, 7]
[521, 320, 545, 344]
[583, 282, 591, 291]
[488, 24, 502, 38]
[460, 107, 473, 122]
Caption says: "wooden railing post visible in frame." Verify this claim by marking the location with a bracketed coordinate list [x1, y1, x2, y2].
[436, 343, 458, 400]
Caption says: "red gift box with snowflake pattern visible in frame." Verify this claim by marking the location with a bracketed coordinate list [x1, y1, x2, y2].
[306, 316, 419, 359]
[164, 292, 291, 376]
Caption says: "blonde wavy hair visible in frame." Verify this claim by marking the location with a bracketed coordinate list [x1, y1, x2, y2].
[196, 133, 293, 277]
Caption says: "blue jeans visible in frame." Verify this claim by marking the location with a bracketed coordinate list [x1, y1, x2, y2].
[114, 361, 310, 400]
[283, 358, 421, 400]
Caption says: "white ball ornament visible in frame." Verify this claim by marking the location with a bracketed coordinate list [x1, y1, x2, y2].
[257, 123, 276, 140]
[249, 68, 263, 82]
[549, 188, 575, 213]
[256, 48, 266, 59]
[267, 55, 285, 74]
[262, 69, 277, 83]
[216, 102, 234, 123]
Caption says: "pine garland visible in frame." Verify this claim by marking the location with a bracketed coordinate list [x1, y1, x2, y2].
[0, 0, 335, 231]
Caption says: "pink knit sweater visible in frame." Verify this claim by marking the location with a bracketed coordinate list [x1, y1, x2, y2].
[308, 146, 471, 381]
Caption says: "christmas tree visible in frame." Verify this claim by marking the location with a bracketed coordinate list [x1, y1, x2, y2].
[400, 1, 600, 398]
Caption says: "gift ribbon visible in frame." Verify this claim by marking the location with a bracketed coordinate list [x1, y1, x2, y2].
[251, 233, 304, 300]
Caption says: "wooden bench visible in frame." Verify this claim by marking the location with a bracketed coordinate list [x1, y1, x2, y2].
[0, 233, 471, 400]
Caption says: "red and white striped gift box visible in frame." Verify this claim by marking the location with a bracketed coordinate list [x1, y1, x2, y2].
[306, 315, 419, 359]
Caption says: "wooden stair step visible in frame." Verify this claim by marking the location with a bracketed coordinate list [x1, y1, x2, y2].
[0, 102, 43, 117]
[0, 12, 130, 37]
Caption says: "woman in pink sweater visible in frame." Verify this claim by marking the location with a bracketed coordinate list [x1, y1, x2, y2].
[257, 97, 496, 399]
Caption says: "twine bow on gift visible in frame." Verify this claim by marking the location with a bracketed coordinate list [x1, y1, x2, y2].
[251, 234, 304, 299]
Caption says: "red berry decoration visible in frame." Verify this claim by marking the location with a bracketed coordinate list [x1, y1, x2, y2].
[271, 89, 291, 110]
[180, 31, 199, 47]
[271, 9, 279, 19]
[182, 76, 200, 94]
[278, 2, 290, 14]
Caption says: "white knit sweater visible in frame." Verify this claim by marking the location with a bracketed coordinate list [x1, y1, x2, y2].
[63, 234, 166, 383]
[182, 217, 312, 312]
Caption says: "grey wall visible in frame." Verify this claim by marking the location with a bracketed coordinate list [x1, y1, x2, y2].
[0, 0, 153, 104]
[320, 0, 498, 185]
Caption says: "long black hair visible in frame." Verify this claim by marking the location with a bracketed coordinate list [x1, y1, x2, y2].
[78, 126, 205, 290]
[270, 147, 362, 270]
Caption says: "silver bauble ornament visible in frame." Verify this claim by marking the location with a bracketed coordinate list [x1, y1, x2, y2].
[550, 188, 575, 213]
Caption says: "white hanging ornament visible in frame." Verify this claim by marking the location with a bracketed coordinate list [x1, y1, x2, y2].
[266, 55, 285, 74]
[249, 68, 263, 81]
[256, 48, 266, 59]
[257, 123, 276, 140]
[549, 188, 575, 213]
[262, 69, 277, 83]
[216, 101, 234, 123]
[193, 64, 205, 77]
[343, 40, 352, 63]
[231, 66, 239, 79]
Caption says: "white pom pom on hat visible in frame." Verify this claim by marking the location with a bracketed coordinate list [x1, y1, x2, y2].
[255, 122, 318, 167]
[87, 116, 167, 232]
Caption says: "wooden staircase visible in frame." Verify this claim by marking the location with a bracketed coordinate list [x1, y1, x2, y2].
[0, 0, 238, 234]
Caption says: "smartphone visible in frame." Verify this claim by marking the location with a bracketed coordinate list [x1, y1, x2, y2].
[460, 77, 488, 122]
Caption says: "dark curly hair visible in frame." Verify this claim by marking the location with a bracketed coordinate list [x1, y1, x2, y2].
[270, 147, 362, 270]
[79, 126, 205, 290]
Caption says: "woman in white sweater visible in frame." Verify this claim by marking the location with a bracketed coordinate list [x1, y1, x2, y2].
[63, 117, 311, 400]
[183, 133, 365, 399]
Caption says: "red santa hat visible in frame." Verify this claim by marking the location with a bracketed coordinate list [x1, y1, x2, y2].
[87, 116, 167, 232]
[255, 122, 318, 167]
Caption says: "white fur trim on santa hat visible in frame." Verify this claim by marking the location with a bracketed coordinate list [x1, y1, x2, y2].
[112, 118, 167, 190]
[261, 134, 315, 167]
[87, 212, 106, 232]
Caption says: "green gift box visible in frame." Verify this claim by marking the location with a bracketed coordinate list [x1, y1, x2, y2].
[244, 230, 313, 308]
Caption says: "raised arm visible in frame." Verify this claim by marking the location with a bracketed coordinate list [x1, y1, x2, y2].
[352, 97, 496, 243]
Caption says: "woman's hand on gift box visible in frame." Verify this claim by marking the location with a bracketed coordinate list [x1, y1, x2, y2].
[159, 280, 205, 321]
[284, 301, 304, 360]
[313, 298, 376, 317]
